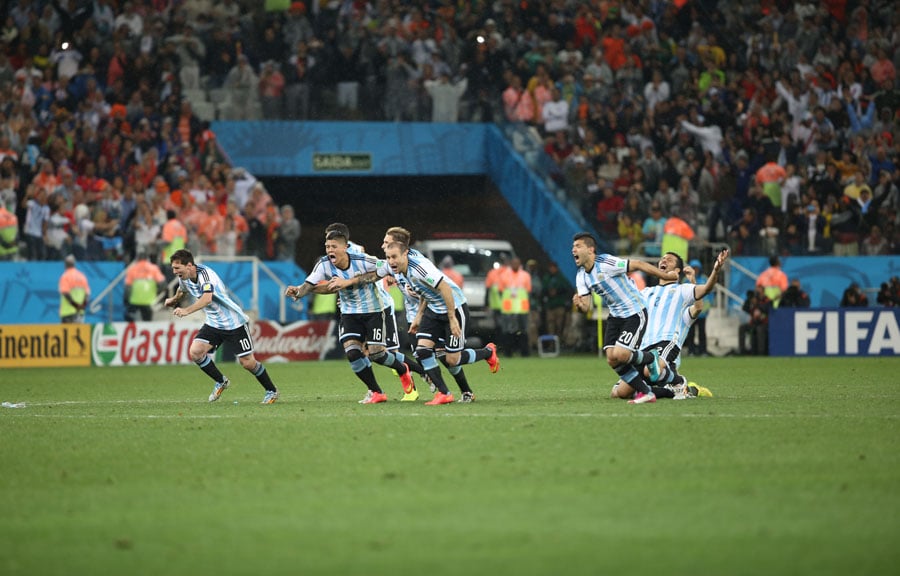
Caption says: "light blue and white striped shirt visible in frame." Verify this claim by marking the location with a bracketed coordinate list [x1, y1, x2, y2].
[641, 282, 696, 346]
[398, 251, 466, 315]
[348, 240, 394, 312]
[305, 252, 391, 314]
[180, 265, 248, 330]
[576, 254, 646, 318]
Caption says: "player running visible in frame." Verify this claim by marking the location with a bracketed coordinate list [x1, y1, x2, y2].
[165, 249, 280, 404]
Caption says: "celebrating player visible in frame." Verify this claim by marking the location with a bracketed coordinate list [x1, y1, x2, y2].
[165, 249, 280, 404]
[571, 232, 677, 404]
[382, 237, 499, 405]
[284, 227, 414, 404]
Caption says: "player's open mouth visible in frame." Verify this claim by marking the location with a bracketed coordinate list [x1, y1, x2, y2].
[328, 255, 336, 261]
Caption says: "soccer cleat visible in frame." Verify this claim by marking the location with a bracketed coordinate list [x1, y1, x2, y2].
[359, 390, 388, 404]
[424, 392, 455, 405]
[208, 377, 230, 402]
[691, 383, 713, 397]
[399, 363, 415, 394]
[261, 390, 279, 404]
[457, 391, 475, 403]
[485, 342, 500, 374]
[646, 349, 661, 382]
[400, 387, 420, 402]
[628, 391, 657, 405]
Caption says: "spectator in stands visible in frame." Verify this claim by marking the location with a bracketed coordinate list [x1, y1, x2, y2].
[259, 61, 286, 120]
[424, 71, 468, 123]
[641, 202, 666, 257]
[276, 204, 300, 262]
[223, 55, 259, 120]
[0, 201, 18, 260]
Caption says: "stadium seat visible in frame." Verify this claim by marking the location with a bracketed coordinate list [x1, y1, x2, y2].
[192, 101, 216, 122]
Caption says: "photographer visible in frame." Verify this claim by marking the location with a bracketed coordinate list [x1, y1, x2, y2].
[739, 286, 771, 355]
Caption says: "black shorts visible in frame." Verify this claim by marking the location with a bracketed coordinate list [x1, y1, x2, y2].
[644, 340, 681, 367]
[339, 309, 397, 348]
[416, 304, 470, 353]
[602, 310, 647, 351]
[195, 323, 255, 357]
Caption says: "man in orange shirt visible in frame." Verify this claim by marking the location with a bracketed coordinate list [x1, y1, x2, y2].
[440, 255, 464, 287]
[124, 251, 165, 322]
[756, 255, 789, 306]
[59, 255, 90, 323]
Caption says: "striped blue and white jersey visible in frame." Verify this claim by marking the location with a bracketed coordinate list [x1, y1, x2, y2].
[305, 252, 391, 314]
[641, 283, 696, 346]
[179, 265, 248, 330]
[390, 249, 424, 323]
[576, 254, 645, 318]
[397, 251, 466, 314]
[348, 240, 394, 312]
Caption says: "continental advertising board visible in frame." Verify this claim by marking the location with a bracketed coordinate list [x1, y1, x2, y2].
[769, 308, 900, 356]
[0, 324, 92, 368]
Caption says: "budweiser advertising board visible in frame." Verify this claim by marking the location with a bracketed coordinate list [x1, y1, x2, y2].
[92, 320, 337, 366]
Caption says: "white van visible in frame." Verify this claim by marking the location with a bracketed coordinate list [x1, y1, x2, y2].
[413, 237, 516, 333]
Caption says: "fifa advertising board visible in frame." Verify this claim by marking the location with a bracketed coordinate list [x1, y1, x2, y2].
[92, 322, 202, 366]
[0, 324, 92, 368]
[769, 308, 900, 356]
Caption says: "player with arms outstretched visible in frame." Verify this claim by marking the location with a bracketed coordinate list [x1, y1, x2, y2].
[571, 232, 677, 404]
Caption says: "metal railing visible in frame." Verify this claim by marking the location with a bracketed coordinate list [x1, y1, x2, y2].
[88, 256, 293, 324]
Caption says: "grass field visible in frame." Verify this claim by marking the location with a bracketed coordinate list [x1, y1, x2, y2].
[1, 356, 898, 576]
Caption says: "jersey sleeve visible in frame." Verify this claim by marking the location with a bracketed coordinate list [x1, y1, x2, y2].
[304, 258, 329, 284]
[575, 270, 590, 296]
[679, 283, 697, 305]
[599, 254, 629, 277]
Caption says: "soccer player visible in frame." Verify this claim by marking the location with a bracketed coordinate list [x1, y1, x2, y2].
[611, 249, 728, 400]
[571, 232, 677, 404]
[382, 237, 500, 405]
[324, 222, 426, 400]
[284, 228, 415, 404]
[382, 226, 480, 400]
[164, 249, 279, 404]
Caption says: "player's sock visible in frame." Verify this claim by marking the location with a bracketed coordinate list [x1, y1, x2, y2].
[458, 348, 491, 365]
[440, 359, 472, 393]
[615, 364, 651, 395]
[196, 355, 225, 383]
[628, 350, 653, 366]
[651, 385, 675, 399]
[348, 349, 381, 392]
[415, 347, 450, 394]
[370, 349, 406, 373]
[653, 365, 669, 384]
[396, 353, 426, 376]
[251, 361, 277, 392]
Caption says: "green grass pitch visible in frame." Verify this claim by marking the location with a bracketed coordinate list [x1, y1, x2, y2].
[1, 356, 898, 576]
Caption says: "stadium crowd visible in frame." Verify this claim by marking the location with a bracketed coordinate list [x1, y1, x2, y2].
[0, 0, 898, 273]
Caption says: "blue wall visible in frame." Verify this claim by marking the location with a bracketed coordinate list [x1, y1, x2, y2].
[212, 121, 488, 177]
[0, 261, 308, 325]
[729, 256, 900, 307]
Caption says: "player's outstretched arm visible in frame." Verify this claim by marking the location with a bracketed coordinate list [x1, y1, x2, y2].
[694, 248, 729, 301]
[629, 258, 678, 282]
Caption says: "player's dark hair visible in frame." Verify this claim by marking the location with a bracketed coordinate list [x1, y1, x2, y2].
[325, 229, 348, 243]
[573, 232, 597, 249]
[325, 222, 350, 239]
[665, 251, 684, 273]
[170, 249, 195, 265]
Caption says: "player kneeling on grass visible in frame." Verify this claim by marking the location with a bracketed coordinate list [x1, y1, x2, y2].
[610, 250, 728, 400]
[166, 249, 279, 404]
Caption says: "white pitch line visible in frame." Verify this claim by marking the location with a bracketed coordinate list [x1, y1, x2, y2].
[7, 411, 900, 420]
